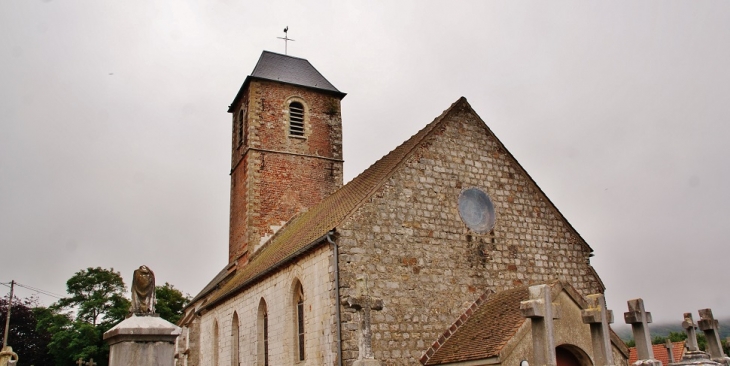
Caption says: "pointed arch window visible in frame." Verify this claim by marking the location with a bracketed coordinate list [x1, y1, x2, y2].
[231, 312, 240, 366]
[293, 281, 305, 361]
[257, 299, 269, 366]
[213, 320, 220, 366]
[288, 102, 305, 137]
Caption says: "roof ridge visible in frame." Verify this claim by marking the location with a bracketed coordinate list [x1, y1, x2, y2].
[260, 50, 311, 62]
[323, 96, 469, 223]
[252, 96, 469, 251]
[457, 101, 595, 255]
[200, 98, 471, 310]
[422, 283, 550, 365]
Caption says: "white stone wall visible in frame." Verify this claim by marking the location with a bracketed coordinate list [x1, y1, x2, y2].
[199, 244, 336, 366]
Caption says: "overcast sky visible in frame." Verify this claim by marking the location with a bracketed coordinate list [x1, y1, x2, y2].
[2, 1, 729, 328]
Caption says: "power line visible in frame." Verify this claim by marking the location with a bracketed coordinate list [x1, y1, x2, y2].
[15, 283, 64, 299]
[2, 281, 64, 299]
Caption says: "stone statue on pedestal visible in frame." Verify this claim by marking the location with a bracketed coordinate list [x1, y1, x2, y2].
[105, 265, 180, 366]
[130, 265, 156, 315]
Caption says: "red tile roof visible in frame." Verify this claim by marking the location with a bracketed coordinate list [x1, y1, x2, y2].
[421, 281, 629, 365]
[628, 341, 685, 365]
[421, 285, 532, 365]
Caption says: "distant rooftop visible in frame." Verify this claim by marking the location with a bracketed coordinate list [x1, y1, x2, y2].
[229, 51, 345, 111]
[628, 341, 685, 365]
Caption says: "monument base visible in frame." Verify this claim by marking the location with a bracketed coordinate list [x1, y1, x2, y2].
[634, 359, 663, 366]
[103, 314, 181, 366]
[669, 351, 722, 366]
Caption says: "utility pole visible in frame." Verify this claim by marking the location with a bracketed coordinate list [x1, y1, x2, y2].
[2, 280, 14, 348]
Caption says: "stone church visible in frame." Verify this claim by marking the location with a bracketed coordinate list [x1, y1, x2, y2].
[177, 51, 629, 366]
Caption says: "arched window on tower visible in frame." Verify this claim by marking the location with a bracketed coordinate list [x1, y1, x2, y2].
[288, 101, 305, 137]
[257, 299, 269, 366]
[293, 280, 305, 362]
[231, 312, 240, 366]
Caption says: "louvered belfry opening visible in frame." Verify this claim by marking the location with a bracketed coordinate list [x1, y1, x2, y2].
[289, 102, 305, 136]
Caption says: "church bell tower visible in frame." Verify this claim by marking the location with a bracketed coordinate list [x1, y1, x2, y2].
[227, 51, 346, 265]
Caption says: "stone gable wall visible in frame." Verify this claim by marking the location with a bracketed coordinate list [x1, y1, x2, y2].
[336, 105, 603, 365]
[228, 79, 343, 263]
[198, 244, 336, 366]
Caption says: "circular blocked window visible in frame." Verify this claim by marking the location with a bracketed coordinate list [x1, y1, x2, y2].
[458, 187, 496, 234]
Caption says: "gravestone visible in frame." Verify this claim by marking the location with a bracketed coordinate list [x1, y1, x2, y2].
[669, 312, 719, 366]
[582, 293, 615, 366]
[624, 299, 662, 366]
[665, 339, 676, 364]
[520, 284, 560, 366]
[697, 309, 730, 366]
[104, 266, 181, 366]
[684, 313, 701, 353]
[342, 275, 383, 366]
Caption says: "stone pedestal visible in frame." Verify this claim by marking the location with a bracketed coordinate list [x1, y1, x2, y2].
[669, 350, 722, 366]
[103, 315, 181, 366]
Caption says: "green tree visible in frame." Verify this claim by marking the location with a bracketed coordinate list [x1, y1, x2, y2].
[55, 267, 130, 327]
[652, 331, 688, 345]
[155, 282, 190, 324]
[0, 296, 54, 365]
[38, 267, 130, 366]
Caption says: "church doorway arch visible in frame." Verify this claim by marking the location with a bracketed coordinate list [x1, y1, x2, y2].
[556, 344, 593, 366]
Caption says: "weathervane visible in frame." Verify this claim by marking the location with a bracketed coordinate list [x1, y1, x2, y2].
[277, 26, 295, 55]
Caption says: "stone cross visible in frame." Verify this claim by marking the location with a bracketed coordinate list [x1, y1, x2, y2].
[624, 298, 660, 365]
[520, 284, 560, 366]
[664, 339, 676, 364]
[342, 275, 383, 364]
[86, 358, 97, 366]
[698, 309, 729, 363]
[76, 359, 84, 366]
[682, 312, 700, 352]
[581, 294, 615, 366]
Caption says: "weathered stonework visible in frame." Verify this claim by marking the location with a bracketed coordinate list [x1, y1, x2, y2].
[198, 244, 336, 365]
[228, 79, 344, 264]
[335, 103, 602, 365]
[184, 52, 614, 366]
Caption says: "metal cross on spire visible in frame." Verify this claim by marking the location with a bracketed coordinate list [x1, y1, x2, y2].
[277, 26, 295, 55]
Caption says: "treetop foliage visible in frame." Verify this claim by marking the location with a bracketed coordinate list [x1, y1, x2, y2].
[54, 267, 130, 327]
[155, 282, 191, 325]
[0, 296, 54, 365]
